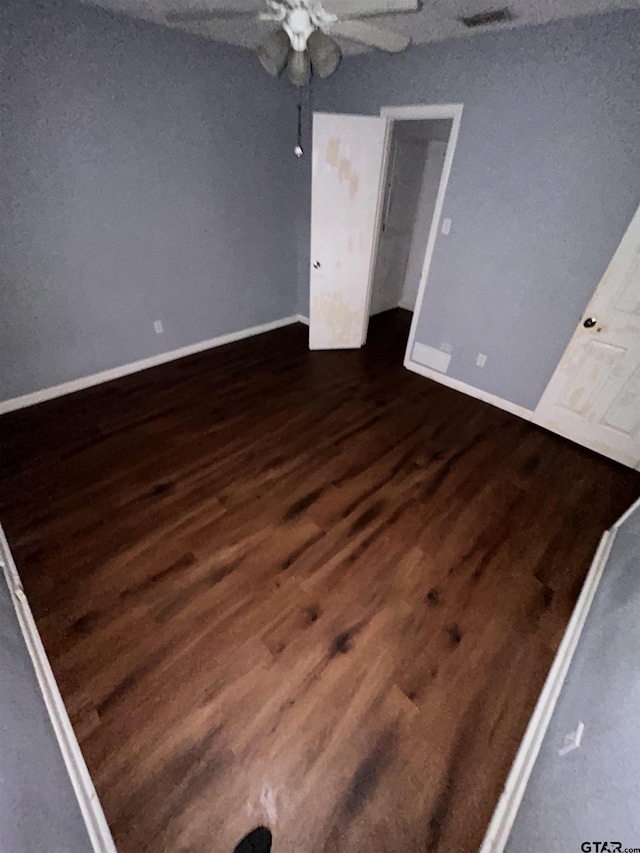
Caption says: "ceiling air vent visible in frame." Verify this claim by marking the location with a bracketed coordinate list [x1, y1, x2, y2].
[459, 7, 514, 28]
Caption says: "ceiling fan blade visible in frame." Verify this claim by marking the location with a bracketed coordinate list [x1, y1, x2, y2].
[166, 5, 259, 24]
[329, 20, 410, 52]
[323, 0, 419, 20]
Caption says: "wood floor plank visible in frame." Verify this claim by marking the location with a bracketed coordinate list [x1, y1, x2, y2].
[1, 309, 638, 853]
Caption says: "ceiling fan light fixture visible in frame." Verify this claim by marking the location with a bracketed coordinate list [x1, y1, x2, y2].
[257, 29, 290, 77]
[287, 49, 311, 86]
[307, 29, 341, 78]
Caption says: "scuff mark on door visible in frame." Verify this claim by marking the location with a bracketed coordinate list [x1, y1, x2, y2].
[326, 138, 340, 167]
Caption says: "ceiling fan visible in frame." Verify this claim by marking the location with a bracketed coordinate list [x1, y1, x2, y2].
[166, 0, 419, 85]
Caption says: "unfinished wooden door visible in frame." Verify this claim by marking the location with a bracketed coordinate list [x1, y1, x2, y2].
[309, 113, 387, 349]
[534, 203, 640, 469]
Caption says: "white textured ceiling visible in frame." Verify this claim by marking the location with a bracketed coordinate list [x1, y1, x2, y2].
[84, 0, 640, 55]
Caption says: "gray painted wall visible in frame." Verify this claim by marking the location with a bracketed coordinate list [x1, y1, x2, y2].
[505, 501, 640, 852]
[294, 85, 314, 320]
[0, 569, 92, 852]
[0, 0, 298, 401]
[303, 11, 640, 409]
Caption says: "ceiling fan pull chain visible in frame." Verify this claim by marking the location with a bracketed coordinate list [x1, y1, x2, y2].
[295, 92, 304, 157]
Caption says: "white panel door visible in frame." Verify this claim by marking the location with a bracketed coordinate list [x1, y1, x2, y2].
[309, 113, 387, 349]
[534, 203, 640, 469]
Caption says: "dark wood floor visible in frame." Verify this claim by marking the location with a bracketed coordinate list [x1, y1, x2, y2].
[1, 310, 638, 853]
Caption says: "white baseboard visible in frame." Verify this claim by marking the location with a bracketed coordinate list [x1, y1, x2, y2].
[0, 524, 117, 852]
[479, 527, 616, 853]
[0, 315, 301, 415]
[296, 314, 310, 325]
[404, 357, 534, 422]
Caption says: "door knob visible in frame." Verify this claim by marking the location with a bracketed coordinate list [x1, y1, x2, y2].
[583, 317, 597, 328]
[313, 261, 321, 269]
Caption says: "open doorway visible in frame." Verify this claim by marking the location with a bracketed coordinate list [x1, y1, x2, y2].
[369, 119, 452, 317]
[367, 116, 453, 348]
[308, 105, 461, 353]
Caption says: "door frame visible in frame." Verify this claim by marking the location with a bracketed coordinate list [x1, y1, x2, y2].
[362, 103, 463, 355]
